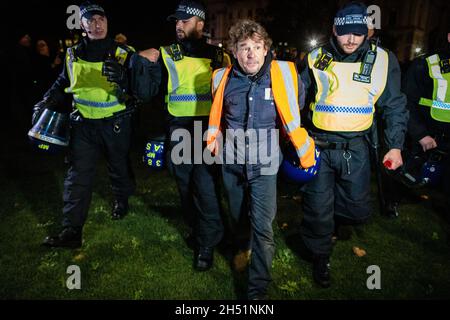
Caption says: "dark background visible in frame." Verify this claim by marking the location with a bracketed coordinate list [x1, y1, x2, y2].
[6, 0, 180, 50]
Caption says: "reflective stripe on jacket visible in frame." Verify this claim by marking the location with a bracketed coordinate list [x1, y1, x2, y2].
[161, 46, 214, 117]
[419, 54, 450, 123]
[307, 44, 389, 131]
[65, 45, 132, 119]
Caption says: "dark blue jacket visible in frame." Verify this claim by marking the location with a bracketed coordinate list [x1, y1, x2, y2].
[222, 53, 305, 179]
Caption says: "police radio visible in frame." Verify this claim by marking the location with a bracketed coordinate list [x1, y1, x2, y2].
[353, 40, 379, 84]
[440, 58, 450, 74]
[169, 44, 183, 61]
[314, 51, 333, 71]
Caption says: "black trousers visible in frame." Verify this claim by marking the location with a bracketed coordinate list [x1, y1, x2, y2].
[167, 121, 224, 248]
[301, 136, 371, 256]
[62, 116, 135, 228]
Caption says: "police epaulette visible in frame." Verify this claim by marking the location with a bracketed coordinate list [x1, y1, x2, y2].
[117, 44, 133, 53]
[369, 38, 388, 53]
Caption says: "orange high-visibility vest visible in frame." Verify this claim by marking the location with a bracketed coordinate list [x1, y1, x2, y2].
[207, 60, 315, 169]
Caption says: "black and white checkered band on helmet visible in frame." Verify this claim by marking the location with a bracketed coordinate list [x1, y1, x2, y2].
[185, 6, 206, 20]
[79, 4, 105, 19]
[168, 1, 207, 21]
[334, 15, 369, 26]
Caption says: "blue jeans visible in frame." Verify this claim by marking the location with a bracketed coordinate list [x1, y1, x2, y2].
[222, 165, 277, 298]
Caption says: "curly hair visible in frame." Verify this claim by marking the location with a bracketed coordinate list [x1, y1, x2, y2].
[227, 19, 272, 53]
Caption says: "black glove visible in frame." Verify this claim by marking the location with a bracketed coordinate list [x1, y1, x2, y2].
[102, 59, 128, 91]
[32, 97, 58, 126]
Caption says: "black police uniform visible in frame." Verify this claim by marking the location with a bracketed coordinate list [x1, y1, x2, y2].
[300, 37, 408, 257]
[38, 37, 160, 246]
[403, 47, 450, 216]
[158, 37, 226, 266]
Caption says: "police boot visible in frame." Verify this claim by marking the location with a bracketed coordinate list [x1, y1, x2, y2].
[42, 227, 82, 249]
[249, 292, 268, 300]
[111, 199, 129, 220]
[383, 201, 399, 218]
[332, 224, 353, 245]
[194, 247, 214, 271]
[313, 255, 331, 288]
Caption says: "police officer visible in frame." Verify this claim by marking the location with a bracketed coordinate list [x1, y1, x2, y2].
[207, 19, 315, 299]
[149, 0, 230, 271]
[299, 2, 408, 287]
[35, 2, 161, 248]
[403, 29, 450, 219]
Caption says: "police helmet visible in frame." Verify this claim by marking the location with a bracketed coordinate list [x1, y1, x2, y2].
[397, 149, 446, 188]
[280, 144, 321, 184]
[28, 109, 70, 154]
[143, 136, 166, 170]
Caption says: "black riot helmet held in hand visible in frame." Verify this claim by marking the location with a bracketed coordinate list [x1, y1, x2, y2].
[28, 108, 70, 154]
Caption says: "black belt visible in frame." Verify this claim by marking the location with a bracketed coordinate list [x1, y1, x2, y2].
[314, 137, 365, 150]
[70, 107, 136, 123]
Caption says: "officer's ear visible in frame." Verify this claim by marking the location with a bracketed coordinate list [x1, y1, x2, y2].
[80, 17, 88, 34]
[332, 25, 338, 37]
[196, 18, 205, 32]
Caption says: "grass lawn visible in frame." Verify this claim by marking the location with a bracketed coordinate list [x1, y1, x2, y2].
[1, 123, 450, 300]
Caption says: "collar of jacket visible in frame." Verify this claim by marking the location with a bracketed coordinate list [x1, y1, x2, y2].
[328, 36, 370, 63]
[177, 36, 210, 57]
[232, 50, 273, 82]
[76, 37, 116, 62]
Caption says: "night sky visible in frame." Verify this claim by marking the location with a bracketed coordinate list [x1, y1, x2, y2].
[8, 0, 182, 50]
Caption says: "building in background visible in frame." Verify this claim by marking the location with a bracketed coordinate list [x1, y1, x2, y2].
[206, 0, 449, 63]
[205, 0, 270, 47]
[338, 0, 449, 62]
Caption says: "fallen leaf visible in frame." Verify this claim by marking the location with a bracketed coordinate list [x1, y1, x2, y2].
[352, 246, 366, 257]
[281, 223, 289, 230]
[73, 253, 85, 262]
[420, 194, 429, 200]
[233, 249, 251, 273]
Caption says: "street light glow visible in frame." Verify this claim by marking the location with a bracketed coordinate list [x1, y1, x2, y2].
[415, 47, 422, 54]
[310, 39, 318, 47]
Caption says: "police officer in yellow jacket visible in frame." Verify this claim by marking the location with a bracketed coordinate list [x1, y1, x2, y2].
[149, 0, 230, 271]
[207, 20, 315, 299]
[299, 2, 408, 287]
[403, 30, 450, 218]
[34, 2, 161, 248]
